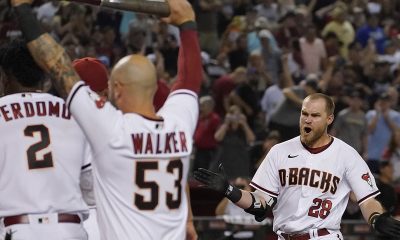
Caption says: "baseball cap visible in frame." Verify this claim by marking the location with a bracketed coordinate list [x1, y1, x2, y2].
[72, 57, 108, 92]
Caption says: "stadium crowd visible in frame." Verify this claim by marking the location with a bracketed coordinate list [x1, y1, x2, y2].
[2, 0, 400, 225]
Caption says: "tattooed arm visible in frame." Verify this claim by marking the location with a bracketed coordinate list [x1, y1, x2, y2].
[27, 34, 79, 98]
[12, 0, 79, 98]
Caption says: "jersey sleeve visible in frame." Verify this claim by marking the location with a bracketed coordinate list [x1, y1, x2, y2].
[345, 149, 380, 205]
[81, 140, 92, 172]
[250, 146, 280, 198]
[66, 82, 122, 153]
[158, 89, 199, 135]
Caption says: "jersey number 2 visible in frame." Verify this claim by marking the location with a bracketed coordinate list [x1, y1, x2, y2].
[24, 125, 53, 169]
[308, 198, 332, 219]
[134, 159, 183, 210]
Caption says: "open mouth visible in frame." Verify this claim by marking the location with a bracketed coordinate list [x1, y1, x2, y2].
[304, 127, 312, 133]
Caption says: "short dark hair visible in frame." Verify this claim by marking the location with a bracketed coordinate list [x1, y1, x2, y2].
[0, 39, 45, 88]
[304, 93, 335, 115]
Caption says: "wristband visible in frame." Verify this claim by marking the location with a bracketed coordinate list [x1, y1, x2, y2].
[14, 4, 44, 42]
[225, 184, 242, 203]
[368, 212, 381, 228]
[179, 21, 197, 31]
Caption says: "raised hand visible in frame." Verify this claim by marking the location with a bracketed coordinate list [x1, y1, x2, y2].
[161, 0, 195, 26]
[194, 164, 242, 203]
[194, 164, 229, 194]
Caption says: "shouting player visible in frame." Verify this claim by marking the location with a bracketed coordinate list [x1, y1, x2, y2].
[11, 0, 201, 239]
[195, 93, 400, 239]
[0, 40, 91, 239]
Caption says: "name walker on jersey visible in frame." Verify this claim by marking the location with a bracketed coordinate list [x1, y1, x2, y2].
[131, 132, 188, 155]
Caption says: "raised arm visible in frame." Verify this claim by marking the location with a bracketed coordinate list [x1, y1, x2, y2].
[194, 164, 276, 222]
[164, 0, 202, 94]
[12, 0, 79, 98]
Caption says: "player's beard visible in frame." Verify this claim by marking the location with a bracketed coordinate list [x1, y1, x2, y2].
[301, 125, 326, 147]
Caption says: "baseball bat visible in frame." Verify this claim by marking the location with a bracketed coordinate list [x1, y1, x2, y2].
[62, 0, 171, 17]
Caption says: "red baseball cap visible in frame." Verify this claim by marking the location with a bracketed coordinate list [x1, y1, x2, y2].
[72, 57, 108, 92]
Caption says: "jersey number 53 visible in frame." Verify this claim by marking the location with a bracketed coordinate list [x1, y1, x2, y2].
[134, 159, 183, 210]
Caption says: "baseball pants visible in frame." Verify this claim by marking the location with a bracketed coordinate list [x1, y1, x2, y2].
[83, 208, 100, 240]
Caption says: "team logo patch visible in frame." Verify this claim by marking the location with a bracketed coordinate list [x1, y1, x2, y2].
[361, 172, 373, 187]
[88, 91, 106, 109]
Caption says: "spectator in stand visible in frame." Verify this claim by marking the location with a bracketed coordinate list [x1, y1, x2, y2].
[268, 77, 319, 141]
[322, 6, 355, 59]
[254, 130, 281, 169]
[214, 105, 255, 179]
[356, 13, 387, 54]
[366, 92, 400, 174]
[193, 96, 221, 171]
[382, 128, 400, 184]
[212, 66, 246, 117]
[299, 24, 327, 75]
[229, 67, 261, 129]
[323, 31, 342, 58]
[258, 29, 281, 85]
[246, 51, 271, 96]
[260, 53, 294, 127]
[195, 0, 222, 57]
[228, 33, 248, 71]
[331, 89, 367, 156]
[255, 0, 279, 24]
[274, 11, 300, 49]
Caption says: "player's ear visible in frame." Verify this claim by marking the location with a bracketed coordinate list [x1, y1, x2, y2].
[327, 114, 334, 125]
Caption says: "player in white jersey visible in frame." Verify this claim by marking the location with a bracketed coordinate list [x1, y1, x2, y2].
[0, 40, 90, 239]
[12, 0, 201, 239]
[195, 93, 400, 239]
[73, 57, 109, 240]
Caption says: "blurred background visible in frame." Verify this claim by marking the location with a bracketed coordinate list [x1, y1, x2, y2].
[2, 0, 400, 239]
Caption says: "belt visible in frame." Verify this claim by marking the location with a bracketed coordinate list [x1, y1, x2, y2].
[281, 228, 330, 240]
[4, 213, 81, 227]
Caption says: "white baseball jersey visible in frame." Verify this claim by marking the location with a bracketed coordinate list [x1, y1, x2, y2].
[251, 136, 380, 234]
[0, 93, 90, 217]
[66, 82, 198, 240]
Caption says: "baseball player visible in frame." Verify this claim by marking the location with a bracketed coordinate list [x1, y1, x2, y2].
[12, 0, 201, 239]
[0, 40, 91, 239]
[195, 93, 400, 239]
[73, 57, 109, 240]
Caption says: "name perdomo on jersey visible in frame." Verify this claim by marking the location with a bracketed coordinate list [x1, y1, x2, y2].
[279, 167, 340, 194]
[0, 101, 70, 122]
[131, 131, 188, 155]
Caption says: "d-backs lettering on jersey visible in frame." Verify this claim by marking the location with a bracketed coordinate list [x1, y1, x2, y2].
[0, 93, 90, 217]
[251, 136, 379, 234]
[278, 168, 340, 194]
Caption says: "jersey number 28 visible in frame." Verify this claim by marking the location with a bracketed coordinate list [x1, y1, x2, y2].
[134, 159, 183, 210]
[308, 198, 332, 219]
